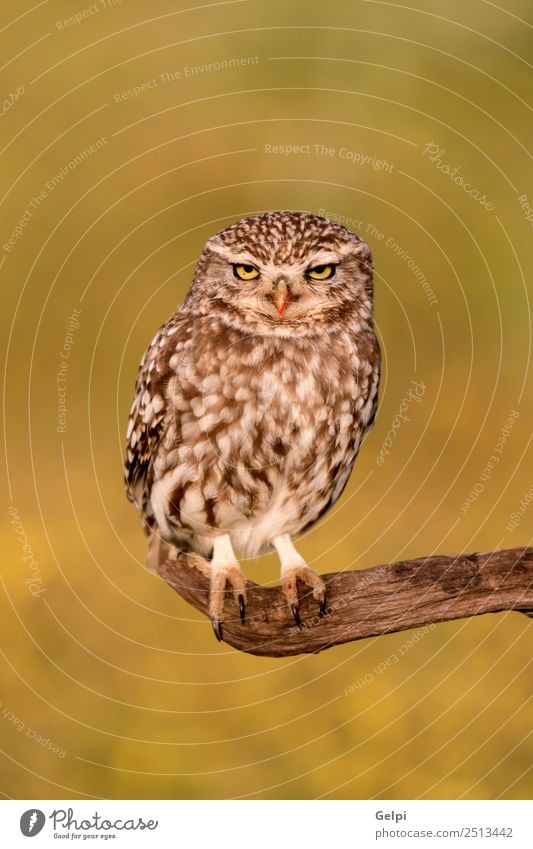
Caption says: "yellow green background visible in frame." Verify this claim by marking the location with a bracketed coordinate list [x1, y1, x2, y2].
[1, 0, 531, 799]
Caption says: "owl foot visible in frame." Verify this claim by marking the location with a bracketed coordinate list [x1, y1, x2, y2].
[281, 565, 327, 627]
[273, 534, 327, 627]
[209, 535, 247, 642]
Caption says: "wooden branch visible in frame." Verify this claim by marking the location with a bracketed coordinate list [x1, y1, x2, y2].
[157, 547, 533, 657]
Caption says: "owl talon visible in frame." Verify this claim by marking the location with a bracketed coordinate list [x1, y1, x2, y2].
[274, 535, 327, 628]
[211, 617, 223, 642]
[208, 536, 247, 636]
[291, 602, 303, 628]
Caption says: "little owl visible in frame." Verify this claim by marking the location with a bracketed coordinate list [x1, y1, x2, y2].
[124, 211, 380, 640]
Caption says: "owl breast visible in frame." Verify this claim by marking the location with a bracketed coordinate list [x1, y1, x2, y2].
[149, 319, 377, 557]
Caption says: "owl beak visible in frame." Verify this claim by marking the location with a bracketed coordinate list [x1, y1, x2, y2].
[272, 280, 291, 317]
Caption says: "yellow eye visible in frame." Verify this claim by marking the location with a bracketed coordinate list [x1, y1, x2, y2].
[233, 264, 260, 281]
[307, 264, 336, 280]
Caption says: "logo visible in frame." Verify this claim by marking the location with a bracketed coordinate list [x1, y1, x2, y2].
[20, 810, 46, 837]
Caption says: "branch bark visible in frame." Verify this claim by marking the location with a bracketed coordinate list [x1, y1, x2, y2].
[157, 547, 533, 657]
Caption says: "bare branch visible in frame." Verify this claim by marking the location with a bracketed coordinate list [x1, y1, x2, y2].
[157, 547, 533, 657]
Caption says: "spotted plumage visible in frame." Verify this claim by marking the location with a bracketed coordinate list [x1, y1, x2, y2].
[125, 211, 380, 638]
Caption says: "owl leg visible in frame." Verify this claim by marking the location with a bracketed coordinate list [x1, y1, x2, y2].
[272, 534, 327, 627]
[209, 534, 247, 641]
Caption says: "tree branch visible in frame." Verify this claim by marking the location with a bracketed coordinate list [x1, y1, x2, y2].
[157, 547, 533, 657]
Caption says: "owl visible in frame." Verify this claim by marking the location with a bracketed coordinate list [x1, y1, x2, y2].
[124, 211, 380, 640]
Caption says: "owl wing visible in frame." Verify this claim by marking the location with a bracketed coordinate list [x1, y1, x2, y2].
[124, 314, 187, 530]
[360, 338, 381, 434]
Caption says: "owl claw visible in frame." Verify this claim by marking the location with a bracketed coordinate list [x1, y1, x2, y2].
[279, 554, 327, 629]
[211, 617, 223, 642]
[208, 543, 247, 638]
[290, 603, 303, 629]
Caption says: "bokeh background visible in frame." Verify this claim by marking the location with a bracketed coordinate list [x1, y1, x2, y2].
[1, 0, 531, 800]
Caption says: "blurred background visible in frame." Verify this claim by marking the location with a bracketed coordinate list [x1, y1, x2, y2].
[1, 0, 531, 800]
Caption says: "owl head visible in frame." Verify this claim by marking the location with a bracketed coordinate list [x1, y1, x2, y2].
[186, 211, 374, 336]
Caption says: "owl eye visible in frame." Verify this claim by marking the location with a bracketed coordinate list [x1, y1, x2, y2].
[307, 264, 336, 281]
[233, 263, 260, 281]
